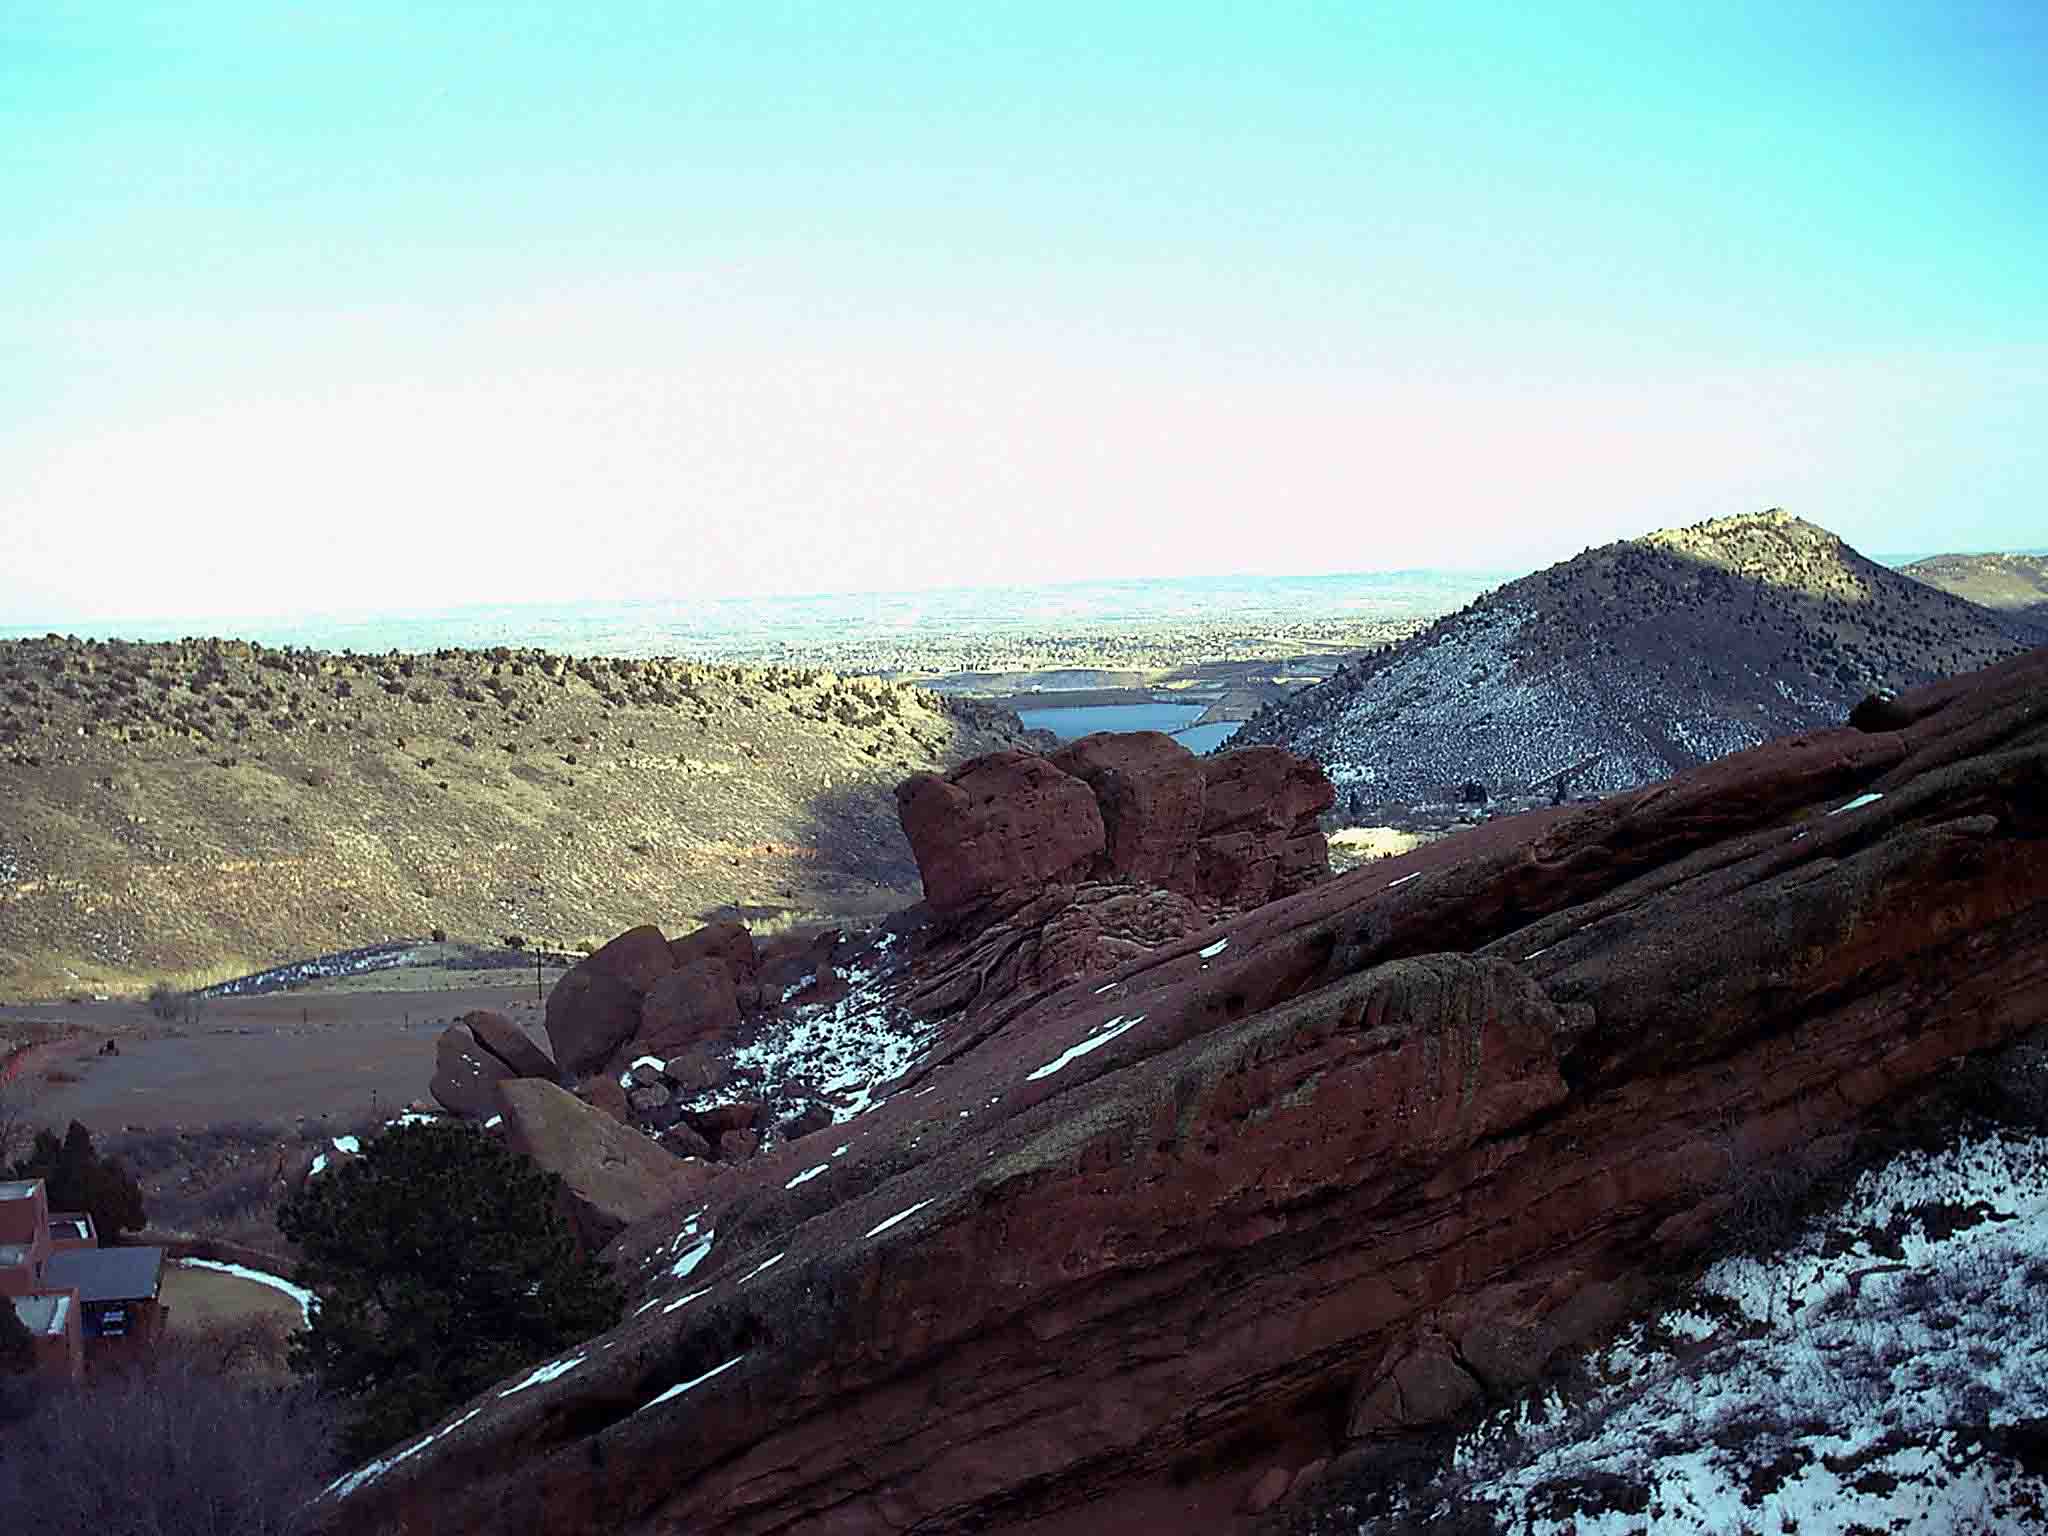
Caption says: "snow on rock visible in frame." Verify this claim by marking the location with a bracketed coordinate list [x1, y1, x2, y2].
[785, 1164, 829, 1189]
[722, 944, 933, 1123]
[326, 1405, 483, 1501]
[497, 1353, 587, 1398]
[1026, 1015, 1145, 1083]
[1363, 1133, 2048, 1535]
[1198, 938, 1229, 959]
[863, 1199, 934, 1241]
[637, 1353, 746, 1416]
[737, 1251, 785, 1285]
[1830, 791, 1886, 816]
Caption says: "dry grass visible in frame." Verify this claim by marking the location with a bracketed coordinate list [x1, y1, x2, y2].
[0, 640, 1035, 1001]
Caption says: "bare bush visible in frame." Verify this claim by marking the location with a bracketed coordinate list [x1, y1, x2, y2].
[0, 1357, 336, 1535]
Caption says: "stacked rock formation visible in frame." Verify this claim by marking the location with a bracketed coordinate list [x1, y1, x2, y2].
[324, 650, 2047, 1536]
[896, 735, 1335, 928]
[544, 921, 760, 1082]
[428, 1009, 560, 1118]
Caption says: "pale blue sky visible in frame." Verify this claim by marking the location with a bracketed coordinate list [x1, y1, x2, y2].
[2, 2, 2042, 623]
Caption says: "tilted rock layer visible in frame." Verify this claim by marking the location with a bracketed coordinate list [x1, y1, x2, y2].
[316, 647, 2048, 1536]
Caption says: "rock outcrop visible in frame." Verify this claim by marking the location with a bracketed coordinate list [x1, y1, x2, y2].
[898, 735, 1333, 929]
[314, 648, 2048, 1536]
[494, 1078, 711, 1252]
[545, 923, 760, 1082]
[429, 1011, 560, 1117]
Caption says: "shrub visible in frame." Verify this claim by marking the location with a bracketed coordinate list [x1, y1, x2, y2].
[0, 1358, 335, 1535]
[278, 1119, 621, 1459]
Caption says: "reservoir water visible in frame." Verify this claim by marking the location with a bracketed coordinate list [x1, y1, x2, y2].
[1016, 704, 1245, 754]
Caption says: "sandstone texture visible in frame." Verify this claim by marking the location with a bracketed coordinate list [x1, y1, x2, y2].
[429, 1011, 559, 1117]
[494, 1078, 710, 1251]
[314, 648, 2048, 1536]
[898, 735, 1333, 927]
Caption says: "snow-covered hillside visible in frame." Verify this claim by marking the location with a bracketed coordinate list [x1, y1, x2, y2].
[1317, 1132, 2048, 1534]
[1238, 511, 2031, 815]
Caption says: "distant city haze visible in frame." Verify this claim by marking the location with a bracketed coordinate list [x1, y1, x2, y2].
[2, 3, 2041, 628]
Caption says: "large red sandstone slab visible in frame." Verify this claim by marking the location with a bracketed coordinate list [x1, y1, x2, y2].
[495, 1078, 708, 1251]
[314, 648, 2048, 1536]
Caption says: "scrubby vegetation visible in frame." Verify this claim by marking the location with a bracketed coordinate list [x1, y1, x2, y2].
[0, 636, 1035, 1000]
[279, 1119, 622, 1458]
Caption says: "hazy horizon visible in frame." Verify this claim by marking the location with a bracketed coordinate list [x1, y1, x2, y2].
[4, 3, 2042, 627]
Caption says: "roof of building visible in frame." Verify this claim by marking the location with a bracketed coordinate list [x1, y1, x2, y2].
[47, 1216, 93, 1242]
[11, 1292, 70, 1337]
[43, 1246, 164, 1304]
[0, 1180, 40, 1201]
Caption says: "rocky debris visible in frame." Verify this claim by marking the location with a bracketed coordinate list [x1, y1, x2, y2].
[494, 1078, 710, 1252]
[1239, 509, 2036, 817]
[898, 735, 1334, 932]
[309, 645, 2048, 1536]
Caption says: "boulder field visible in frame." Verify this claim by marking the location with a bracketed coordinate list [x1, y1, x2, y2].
[321, 660, 2048, 1536]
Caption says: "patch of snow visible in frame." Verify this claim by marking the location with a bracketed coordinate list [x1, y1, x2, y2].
[725, 949, 933, 1123]
[670, 1230, 714, 1280]
[326, 1405, 483, 1501]
[663, 1285, 711, 1315]
[1199, 938, 1229, 959]
[1829, 790, 1885, 816]
[1026, 1014, 1146, 1082]
[1094, 981, 1120, 994]
[497, 1352, 586, 1397]
[785, 1163, 829, 1189]
[629, 1055, 666, 1074]
[637, 1353, 745, 1415]
[864, 1199, 934, 1240]
[484, 1114, 502, 1128]
[737, 1251, 785, 1284]
[1390, 1132, 2048, 1536]
[1385, 871, 1421, 889]
[832, 1144, 849, 1158]
[331, 1135, 360, 1155]
[308, 1152, 329, 1178]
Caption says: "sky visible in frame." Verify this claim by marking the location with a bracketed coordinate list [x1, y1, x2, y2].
[1, 2, 2043, 625]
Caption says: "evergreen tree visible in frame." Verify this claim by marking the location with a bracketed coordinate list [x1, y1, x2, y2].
[10, 1120, 146, 1240]
[0, 1297, 33, 1375]
[278, 1119, 622, 1459]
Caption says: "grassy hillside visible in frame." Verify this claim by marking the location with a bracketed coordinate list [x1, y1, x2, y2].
[0, 637, 1028, 1001]
[1902, 551, 2048, 630]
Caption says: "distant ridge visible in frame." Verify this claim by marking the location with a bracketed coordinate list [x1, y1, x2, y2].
[1235, 509, 2038, 815]
[1901, 552, 2048, 630]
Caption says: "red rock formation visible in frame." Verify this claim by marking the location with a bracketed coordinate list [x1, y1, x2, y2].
[312, 649, 2048, 1536]
[1049, 731, 1206, 889]
[896, 750, 1107, 923]
[461, 1010, 558, 1083]
[427, 1025, 513, 1119]
[543, 924, 673, 1077]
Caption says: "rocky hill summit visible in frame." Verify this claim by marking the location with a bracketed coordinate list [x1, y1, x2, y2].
[310, 645, 2047, 1536]
[0, 635, 1031, 1000]
[1902, 551, 2048, 629]
[1233, 509, 2034, 818]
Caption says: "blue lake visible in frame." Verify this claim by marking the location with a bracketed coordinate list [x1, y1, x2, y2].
[1016, 704, 1245, 754]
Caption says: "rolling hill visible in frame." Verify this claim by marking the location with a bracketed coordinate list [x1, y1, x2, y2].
[1234, 508, 2039, 817]
[0, 637, 1029, 1001]
[1901, 551, 2048, 631]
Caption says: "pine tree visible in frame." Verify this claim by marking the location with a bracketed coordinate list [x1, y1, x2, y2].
[10, 1121, 146, 1240]
[278, 1119, 622, 1459]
